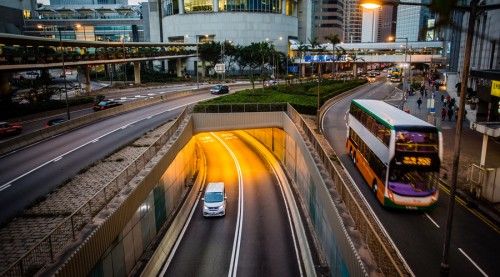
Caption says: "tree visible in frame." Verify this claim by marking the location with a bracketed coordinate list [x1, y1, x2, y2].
[324, 34, 341, 78]
[199, 41, 222, 76]
[308, 37, 324, 77]
[297, 42, 308, 79]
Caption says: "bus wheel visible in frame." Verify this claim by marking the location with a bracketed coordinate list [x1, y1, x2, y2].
[352, 152, 356, 164]
[372, 181, 378, 196]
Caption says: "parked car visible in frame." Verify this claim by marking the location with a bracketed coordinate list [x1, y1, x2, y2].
[264, 80, 278, 87]
[210, 85, 230, 95]
[93, 100, 123, 111]
[0, 122, 22, 138]
[45, 118, 66, 127]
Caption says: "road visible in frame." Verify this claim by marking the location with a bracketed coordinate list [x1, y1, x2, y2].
[0, 84, 252, 224]
[161, 131, 301, 276]
[322, 76, 500, 276]
[8, 82, 249, 134]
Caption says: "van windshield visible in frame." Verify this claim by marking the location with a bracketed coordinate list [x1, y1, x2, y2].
[205, 192, 224, 203]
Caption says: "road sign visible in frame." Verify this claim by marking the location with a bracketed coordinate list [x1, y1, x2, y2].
[215, 63, 225, 73]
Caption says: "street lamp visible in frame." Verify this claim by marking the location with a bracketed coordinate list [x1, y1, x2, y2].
[388, 36, 408, 91]
[187, 34, 208, 89]
[57, 26, 70, 120]
[362, 0, 500, 275]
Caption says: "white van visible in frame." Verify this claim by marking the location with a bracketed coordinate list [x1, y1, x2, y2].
[202, 182, 227, 217]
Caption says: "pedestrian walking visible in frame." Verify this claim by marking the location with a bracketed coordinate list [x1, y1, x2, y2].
[448, 108, 453, 121]
[417, 97, 422, 109]
[424, 89, 428, 97]
[441, 94, 445, 103]
[441, 107, 446, 120]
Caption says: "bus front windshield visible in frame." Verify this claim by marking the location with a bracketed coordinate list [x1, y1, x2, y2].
[388, 168, 438, 196]
[395, 130, 439, 152]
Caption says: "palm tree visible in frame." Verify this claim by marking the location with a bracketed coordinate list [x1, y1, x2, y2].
[324, 34, 340, 78]
[308, 37, 324, 77]
[297, 42, 307, 79]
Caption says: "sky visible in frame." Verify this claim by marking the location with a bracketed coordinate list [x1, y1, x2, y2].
[37, 0, 142, 4]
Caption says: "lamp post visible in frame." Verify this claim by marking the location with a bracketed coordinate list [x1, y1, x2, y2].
[121, 35, 127, 85]
[196, 36, 199, 88]
[57, 27, 70, 120]
[189, 34, 209, 89]
[362, 0, 500, 275]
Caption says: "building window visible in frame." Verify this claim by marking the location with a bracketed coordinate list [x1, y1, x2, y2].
[184, 0, 213, 13]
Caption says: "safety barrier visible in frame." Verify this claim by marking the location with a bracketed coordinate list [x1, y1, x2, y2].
[287, 106, 410, 276]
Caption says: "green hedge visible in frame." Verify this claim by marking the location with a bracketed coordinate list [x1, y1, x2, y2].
[197, 79, 367, 115]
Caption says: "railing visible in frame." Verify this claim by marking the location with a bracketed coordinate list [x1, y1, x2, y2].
[1, 109, 188, 277]
[286, 106, 410, 276]
[192, 103, 288, 113]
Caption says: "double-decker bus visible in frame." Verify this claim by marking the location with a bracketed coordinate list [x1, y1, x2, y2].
[389, 67, 401, 82]
[346, 99, 442, 210]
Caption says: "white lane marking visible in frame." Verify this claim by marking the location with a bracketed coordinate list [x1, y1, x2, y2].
[458, 248, 488, 277]
[2, 97, 216, 192]
[424, 212, 440, 228]
[53, 157, 62, 162]
[0, 183, 11, 192]
[146, 116, 152, 119]
[211, 132, 244, 277]
[0, 113, 161, 191]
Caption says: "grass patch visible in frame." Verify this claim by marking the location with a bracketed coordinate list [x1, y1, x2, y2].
[196, 79, 367, 115]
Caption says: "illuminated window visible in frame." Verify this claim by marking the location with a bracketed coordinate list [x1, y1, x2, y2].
[184, 0, 213, 12]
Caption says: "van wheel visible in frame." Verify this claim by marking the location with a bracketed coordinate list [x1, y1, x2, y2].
[372, 180, 378, 196]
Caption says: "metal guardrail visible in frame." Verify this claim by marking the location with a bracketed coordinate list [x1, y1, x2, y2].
[0, 109, 188, 277]
[287, 106, 409, 276]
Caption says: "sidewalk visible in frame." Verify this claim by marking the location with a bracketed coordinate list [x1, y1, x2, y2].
[400, 81, 500, 224]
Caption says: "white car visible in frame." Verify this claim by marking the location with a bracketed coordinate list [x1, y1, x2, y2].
[202, 182, 227, 217]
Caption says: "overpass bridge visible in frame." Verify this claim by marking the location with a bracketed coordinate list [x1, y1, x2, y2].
[0, 33, 197, 95]
[290, 41, 447, 76]
[0, 89, 410, 276]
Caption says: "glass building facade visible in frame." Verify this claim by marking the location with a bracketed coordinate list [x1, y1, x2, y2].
[164, 0, 296, 15]
[24, 4, 144, 42]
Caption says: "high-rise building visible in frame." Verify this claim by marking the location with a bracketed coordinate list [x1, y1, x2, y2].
[344, 0, 362, 43]
[0, 0, 37, 34]
[395, 0, 434, 42]
[378, 5, 396, 42]
[313, 0, 344, 43]
[157, 0, 307, 53]
[361, 7, 378, 43]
